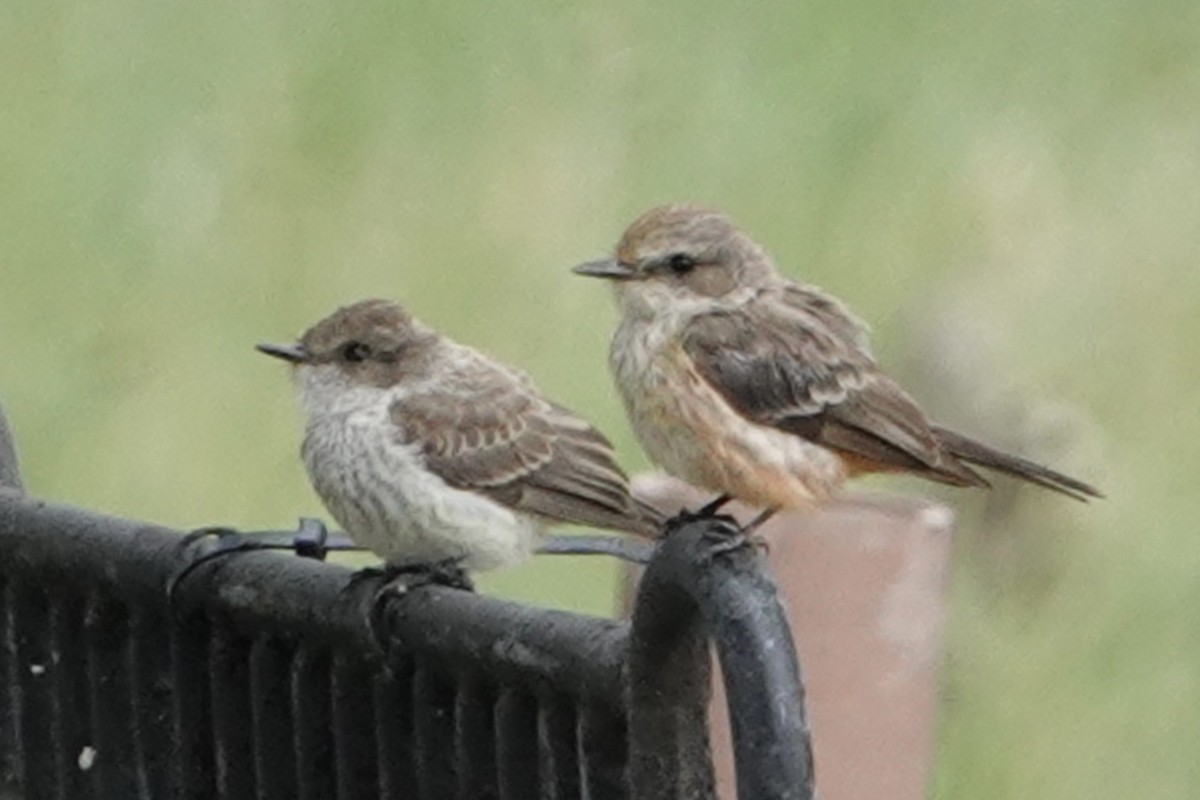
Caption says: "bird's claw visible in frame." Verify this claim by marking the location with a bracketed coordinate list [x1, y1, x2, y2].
[700, 525, 751, 556]
[377, 559, 474, 596]
[664, 509, 739, 536]
[663, 492, 739, 535]
[748, 536, 771, 556]
[695, 519, 772, 561]
[364, 558, 473, 658]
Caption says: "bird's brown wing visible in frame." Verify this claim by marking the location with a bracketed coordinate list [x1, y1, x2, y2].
[391, 358, 662, 537]
[682, 289, 989, 488]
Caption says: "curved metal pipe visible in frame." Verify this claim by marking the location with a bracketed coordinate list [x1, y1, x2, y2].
[0, 400, 22, 493]
[628, 519, 815, 800]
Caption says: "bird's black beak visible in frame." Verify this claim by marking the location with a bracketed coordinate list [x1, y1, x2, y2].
[572, 258, 637, 280]
[256, 342, 309, 363]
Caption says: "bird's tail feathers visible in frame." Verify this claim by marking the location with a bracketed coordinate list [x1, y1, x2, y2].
[933, 425, 1102, 502]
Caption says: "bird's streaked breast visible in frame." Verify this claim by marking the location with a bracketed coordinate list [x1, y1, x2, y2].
[610, 314, 849, 509]
[301, 400, 540, 570]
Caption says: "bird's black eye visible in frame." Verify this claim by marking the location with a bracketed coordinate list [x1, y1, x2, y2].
[667, 253, 696, 275]
[341, 341, 371, 363]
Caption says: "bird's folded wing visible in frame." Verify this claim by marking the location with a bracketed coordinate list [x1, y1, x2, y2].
[391, 368, 662, 536]
[682, 294, 987, 487]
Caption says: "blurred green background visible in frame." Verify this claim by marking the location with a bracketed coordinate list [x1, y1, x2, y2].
[2, 0, 1197, 796]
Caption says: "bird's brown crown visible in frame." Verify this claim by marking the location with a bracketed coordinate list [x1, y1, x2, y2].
[296, 298, 437, 380]
[615, 204, 742, 266]
[300, 299, 411, 354]
[604, 204, 776, 299]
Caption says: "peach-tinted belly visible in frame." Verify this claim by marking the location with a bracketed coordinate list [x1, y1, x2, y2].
[623, 347, 849, 509]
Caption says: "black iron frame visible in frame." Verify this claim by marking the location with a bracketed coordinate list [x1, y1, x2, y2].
[0, 401, 814, 799]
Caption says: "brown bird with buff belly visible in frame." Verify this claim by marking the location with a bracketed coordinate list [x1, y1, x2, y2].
[574, 204, 1102, 533]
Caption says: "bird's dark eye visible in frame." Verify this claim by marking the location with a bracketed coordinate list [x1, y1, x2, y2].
[341, 341, 371, 363]
[667, 253, 696, 275]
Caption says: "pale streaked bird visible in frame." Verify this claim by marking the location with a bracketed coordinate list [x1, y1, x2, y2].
[258, 299, 662, 573]
[574, 204, 1102, 529]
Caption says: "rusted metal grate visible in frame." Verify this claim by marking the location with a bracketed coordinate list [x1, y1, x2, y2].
[0, 402, 813, 800]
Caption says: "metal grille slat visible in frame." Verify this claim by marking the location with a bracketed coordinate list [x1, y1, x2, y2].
[169, 614, 217, 799]
[48, 594, 90, 800]
[250, 636, 298, 800]
[453, 678, 498, 800]
[331, 653, 379, 800]
[12, 582, 53, 800]
[495, 690, 539, 800]
[413, 663, 457, 800]
[0, 578, 18, 794]
[210, 622, 257, 798]
[292, 647, 336, 800]
[538, 695, 579, 800]
[578, 704, 627, 800]
[130, 608, 176, 800]
[14, 584, 53, 798]
[374, 661, 417, 800]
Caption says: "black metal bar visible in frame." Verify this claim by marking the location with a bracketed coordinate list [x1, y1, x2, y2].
[577, 703, 628, 800]
[373, 660, 417, 800]
[249, 636, 297, 800]
[0, 577, 16, 796]
[48, 592, 90, 800]
[538, 694, 580, 800]
[291, 647, 335, 800]
[495, 690, 539, 800]
[629, 520, 815, 800]
[0, 494, 631, 703]
[331, 653, 380, 800]
[0, 401, 21, 494]
[374, 586, 627, 704]
[705, 556, 815, 800]
[169, 613, 216, 800]
[536, 535, 655, 565]
[0, 497, 183, 611]
[452, 677, 497, 800]
[1, 489, 819, 800]
[86, 592, 141, 797]
[627, 535, 716, 800]
[412, 661, 457, 799]
[209, 622, 256, 798]
[130, 608, 175, 800]
[13, 582, 53, 799]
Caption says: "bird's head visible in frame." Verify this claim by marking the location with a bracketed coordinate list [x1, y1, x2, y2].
[258, 298, 438, 415]
[573, 204, 777, 319]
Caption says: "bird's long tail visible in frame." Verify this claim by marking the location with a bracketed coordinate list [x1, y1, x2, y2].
[932, 425, 1103, 502]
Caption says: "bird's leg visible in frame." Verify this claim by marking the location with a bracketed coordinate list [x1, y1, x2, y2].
[738, 507, 778, 554]
[665, 493, 736, 534]
[696, 493, 733, 516]
[741, 508, 777, 535]
[696, 507, 778, 558]
[343, 555, 474, 599]
[698, 514, 752, 556]
[366, 557, 473, 657]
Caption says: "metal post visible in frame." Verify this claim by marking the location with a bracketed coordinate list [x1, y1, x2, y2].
[628, 520, 815, 800]
[0, 401, 22, 493]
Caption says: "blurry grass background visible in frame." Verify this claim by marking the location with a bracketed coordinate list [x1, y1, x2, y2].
[2, 0, 1197, 796]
